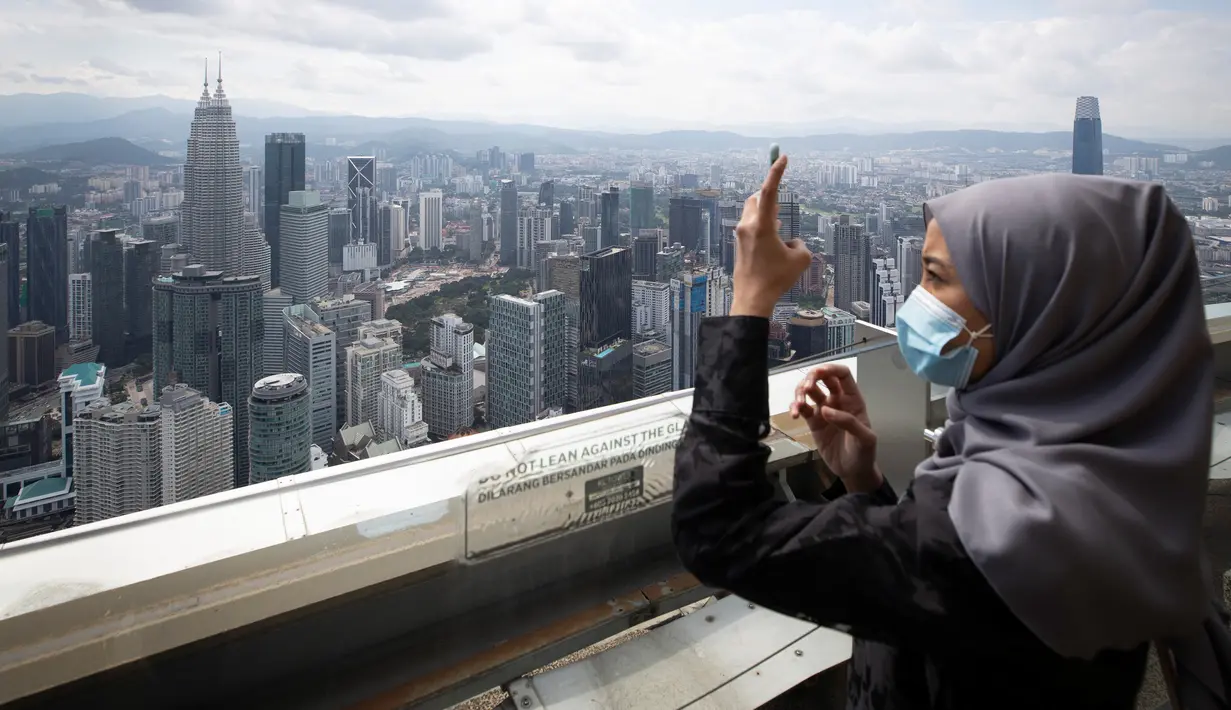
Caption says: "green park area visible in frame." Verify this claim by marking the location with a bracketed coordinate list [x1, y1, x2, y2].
[385, 268, 537, 357]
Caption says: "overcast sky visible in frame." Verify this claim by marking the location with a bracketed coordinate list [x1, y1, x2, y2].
[1, 0, 1227, 136]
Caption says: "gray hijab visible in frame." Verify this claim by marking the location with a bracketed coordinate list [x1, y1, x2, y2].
[917, 174, 1227, 703]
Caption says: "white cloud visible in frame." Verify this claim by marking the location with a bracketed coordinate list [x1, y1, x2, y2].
[1, 0, 1226, 137]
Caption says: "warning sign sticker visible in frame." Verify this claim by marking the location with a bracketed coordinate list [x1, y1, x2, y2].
[464, 415, 684, 558]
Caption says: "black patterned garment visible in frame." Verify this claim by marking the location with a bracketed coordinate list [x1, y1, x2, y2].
[671, 316, 1148, 710]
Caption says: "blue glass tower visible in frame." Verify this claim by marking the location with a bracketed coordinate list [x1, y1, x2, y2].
[1072, 96, 1104, 176]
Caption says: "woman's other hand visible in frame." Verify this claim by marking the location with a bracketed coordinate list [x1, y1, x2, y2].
[730, 155, 812, 319]
[789, 363, 884, 493]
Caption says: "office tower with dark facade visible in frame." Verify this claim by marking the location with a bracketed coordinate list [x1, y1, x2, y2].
[90, 230, 126, 367]
[656, 244, 685, 284]
[538, 180, 554, 208]
[0, 212, 18, 328]
[695, 190, 722, 262]
[669, 196, 703, 252]
[632, 340, 672, 398]
[9, 321, 56, 386]
[630, 184, 653, 236]
[1072, 96, 1104, 176]
[789, 310, 829, 359]
[580, 247, 632, 349]
[518, 153, 535, 173]
[559, 201, 575, 237]
[27, 206, 68, 341]
[347, 156, 377, 244]
[579, 338, 633, 411]
[632, 234, 658, 280]
[0, 244, 8, 422]
[600, 187, 620, 250]
[153, 267, 264, 487]
[328, 206, 349, 270]
[833, 216, 871, 313]
[125, 238, 156, 359]
[142, 213, 180, 246]
[499, 179, 518, 266]
[263, 133, 306, 287]
[547, 254, 582, 411]
[777, 190, 803, 302]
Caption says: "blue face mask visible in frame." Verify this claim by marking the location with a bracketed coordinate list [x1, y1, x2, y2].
[895, 287, 992, 389]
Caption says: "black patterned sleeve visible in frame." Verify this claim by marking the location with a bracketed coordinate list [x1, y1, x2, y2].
[671, 316, 997, 649]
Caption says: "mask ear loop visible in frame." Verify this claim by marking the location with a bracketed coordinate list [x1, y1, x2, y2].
[965, 323, 992, 343]
[953, 323, 993, 390]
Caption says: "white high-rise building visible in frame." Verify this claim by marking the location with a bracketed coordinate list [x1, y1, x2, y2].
[308, 295, 372, 431]
[631, 279, 670, 343]
[280, 190, 329, 304]
[285, 308, 337, 452]
[181, 64, 246, 277]
[384, 202, 406, 264]
[871, 258, 903, 328]
[159, 384, 234, 505]
[419, 190, 444, 251]
[517, 207, 551, 269]
[486, 292, 567, 429]
[244, 164, 263, 216]
[261, 289, 293, 377]
[68, 273, 92, 342]
[346, 335, 400, 428]
[670, 267, 727, 390]
[59, 362, 107, 479]
[378, 369, 428, 447]
[359, 318, 402, 346]
[421, 313, 474, 439]
[896, 236, 923, 300]
[237, 212, 270, 292]
[74, 399, 162, 525]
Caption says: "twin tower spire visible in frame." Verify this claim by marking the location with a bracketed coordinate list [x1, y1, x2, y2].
[199, 52, 227, 102]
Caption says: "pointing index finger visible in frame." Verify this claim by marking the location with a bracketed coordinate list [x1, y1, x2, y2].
[759, 155, 787, 221]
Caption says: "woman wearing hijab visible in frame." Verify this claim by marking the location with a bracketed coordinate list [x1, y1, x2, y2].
[672, 158, 1231, 709]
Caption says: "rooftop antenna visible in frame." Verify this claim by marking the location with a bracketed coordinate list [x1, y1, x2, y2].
[203, 57, 208, 90]
[217, 50, 223, 88]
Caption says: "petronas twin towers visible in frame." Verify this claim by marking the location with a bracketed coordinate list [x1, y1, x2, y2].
[180, 59, 270, 288]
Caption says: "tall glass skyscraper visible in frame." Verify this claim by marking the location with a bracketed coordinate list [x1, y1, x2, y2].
[669, 196, 703, 252]
[1072, 96, 1104, 176]
[499, 179, 518, 266]
[487, 292, 567, 428]
[629, 184, 653, 236]
[0, 212, 19, 329]
[91, 230, 126, 367]
[153, 266, 264, 486]
[182, 68, 246, 276]
[263, 133, 306, 288]
[580, 246, 632, 349]
[124, 237, 156, 360]
[27, 206, 67, 341]
[346, 156, 376, 245]
[600, 187, 620, 250]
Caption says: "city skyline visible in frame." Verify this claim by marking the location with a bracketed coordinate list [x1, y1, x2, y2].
[0, 0, 1227, 137]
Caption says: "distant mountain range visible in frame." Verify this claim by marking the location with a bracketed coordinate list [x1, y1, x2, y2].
[0, 92, 319, 128]
[0, 92, 1220, 161]
[9, 137, 171, 167]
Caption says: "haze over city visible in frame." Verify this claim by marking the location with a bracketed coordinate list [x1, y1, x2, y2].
[2, 0, 1229, 139]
